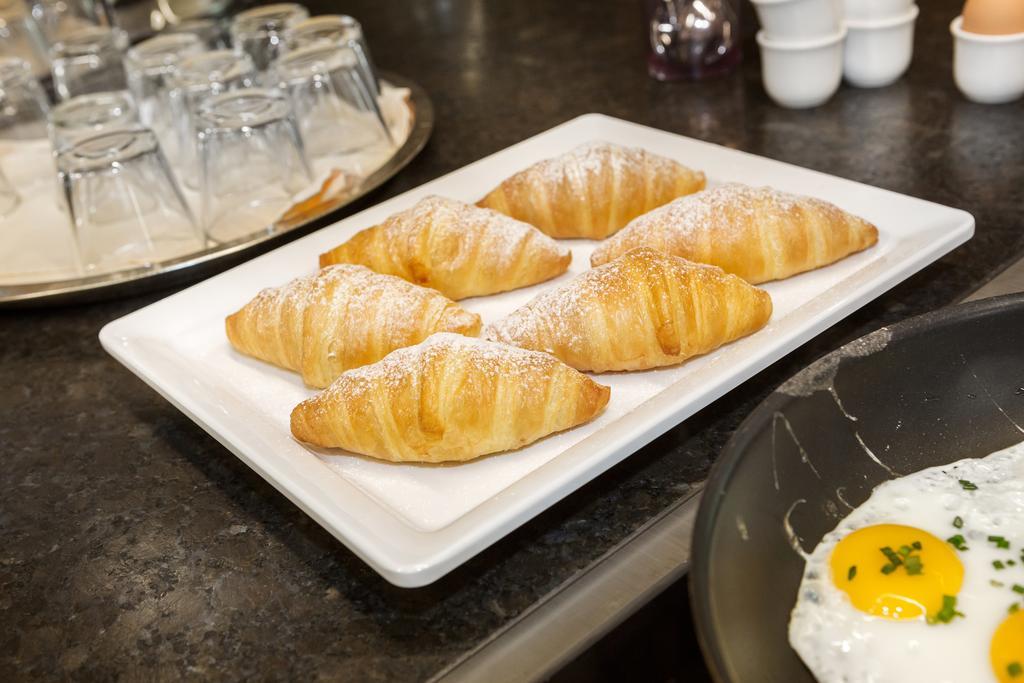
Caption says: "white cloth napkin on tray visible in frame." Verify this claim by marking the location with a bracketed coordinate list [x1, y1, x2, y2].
[0, 84, 414, 286]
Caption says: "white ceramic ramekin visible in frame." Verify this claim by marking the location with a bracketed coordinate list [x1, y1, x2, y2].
[843, 0, 914, 21]
[757, 27, 847, 108]
[843, 4, 919, 88]
[751, 0, 843, 42]
[951, 16, 1024, 104]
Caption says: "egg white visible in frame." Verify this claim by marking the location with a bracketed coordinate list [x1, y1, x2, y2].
[789, 441, 1024, 683]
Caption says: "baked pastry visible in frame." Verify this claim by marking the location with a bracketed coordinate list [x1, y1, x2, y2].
[290, 333, 611, 463]
[318, 196, 571, 300]
[590, 183, 879, 284]
[476, 142, 706, 239]
[225, 264, 481, 388]
[484, 248, 772, 372]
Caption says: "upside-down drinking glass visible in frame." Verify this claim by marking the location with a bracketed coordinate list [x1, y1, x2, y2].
[161, 18, 229, 50]
[0, 58, 52, 194]
[274, 42, 390, 159]
[229, 3, 309, 72]
[29, 0, 116, 46]
[166, 49, 257, 185]
[48, 90, 138, 150]
[0, 9, 50, 76]
[195, 89, 311, 243]
[285, 14, 379, 94]
[124, 33, 206, 136]
[57, 125, 203, 272]
[0, 57, 50, 140]
[49, 25, 128, 100]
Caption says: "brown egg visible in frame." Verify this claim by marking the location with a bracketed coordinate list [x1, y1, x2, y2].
[962, 0, 1024, 35]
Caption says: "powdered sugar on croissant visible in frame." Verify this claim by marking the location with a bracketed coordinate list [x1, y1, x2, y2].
[290, 333, 610, 463]
[319, 196, 571, 300]
[225, 264, 480, 388]
[485, 248, 772, 372]
[591, 183, 878, 284]
[477, 141, 706, 239]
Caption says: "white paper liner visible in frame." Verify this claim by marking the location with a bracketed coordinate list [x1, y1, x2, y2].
[0, 83, 414, 286]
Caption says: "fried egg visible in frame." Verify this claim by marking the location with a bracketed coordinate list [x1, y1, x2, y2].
[789, 440, 1024, 682]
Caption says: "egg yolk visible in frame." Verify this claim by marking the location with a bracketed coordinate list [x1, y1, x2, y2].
[829, 524, 964, 620]
[992, 609, 1024, 682]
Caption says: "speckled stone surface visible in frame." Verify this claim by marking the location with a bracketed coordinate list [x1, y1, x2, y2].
[2, 0, 1022, 679]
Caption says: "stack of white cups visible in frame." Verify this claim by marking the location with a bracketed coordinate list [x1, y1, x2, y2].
[752, 0, 847, 108]
[843, 0, 920, 88]
[752, 0, 919, 108]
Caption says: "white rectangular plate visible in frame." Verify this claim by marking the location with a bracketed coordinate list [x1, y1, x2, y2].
[100, 114, 974, 587]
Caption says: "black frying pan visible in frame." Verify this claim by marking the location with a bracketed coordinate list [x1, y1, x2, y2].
[689, 293, 1024, 682]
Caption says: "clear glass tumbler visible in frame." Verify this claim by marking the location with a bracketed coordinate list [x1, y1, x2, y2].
[166, 49, 257, 184]
[229, 3, 309, 72]
[0, 57, 50, 140]
[0, 9, 51, 76]
[49, 25, 128, 100]
[195, 88, 311, 243]
[161, 18, 229, 50]
[0, 58, 52, 194]
[57, 125, 203, 272]
[29, 0, 116, 46]
[274, 43, 390, 159]
[48, 90, 138, 150]
[124, 33, 206, 135]
[285, 14, 379, 94]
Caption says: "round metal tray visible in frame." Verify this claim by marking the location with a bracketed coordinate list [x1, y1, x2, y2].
[0, 71, 433, 308]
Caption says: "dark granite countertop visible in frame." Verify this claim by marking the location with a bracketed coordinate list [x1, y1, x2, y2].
[2, 0, 1022, 679]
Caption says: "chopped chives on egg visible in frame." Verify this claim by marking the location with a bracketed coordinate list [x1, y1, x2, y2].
[958, 479, 978, 490]
[947, 534, 968, 551]
[1011, 603, 1021, 614]
[995, 560, 1007, 570]
[878, 544, 926, 576]
[989, 535, 1011, 549]
[880, 546, 903, 574]
[993, 579, 1006, 587]
[1013, 584, 1024, 594]
[953, 516, 964, 529]
[848, 565, 857, 581]
[1009, 662, 1022, 678]
[930, 595, 964, 624]
[881, 546, 902, 564]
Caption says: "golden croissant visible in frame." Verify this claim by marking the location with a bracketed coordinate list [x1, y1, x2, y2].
[290, 333, 611, 463]
[318, 196, 571, 300]
[484, 248, 772, 372]
[590, 183, 879, 284]
[476, 141, 706, 240]
[225, 264, 481, 388]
